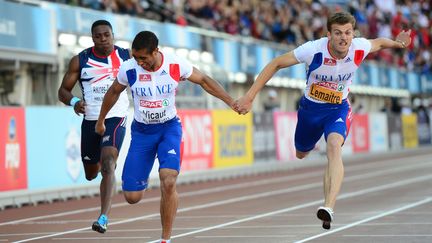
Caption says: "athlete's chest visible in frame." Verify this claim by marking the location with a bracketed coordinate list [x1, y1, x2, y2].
[81, 56, 122, 82]
[131, 71, 178, 98]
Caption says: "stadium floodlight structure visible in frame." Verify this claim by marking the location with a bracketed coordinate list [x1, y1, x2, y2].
[58, 33, 77, 46]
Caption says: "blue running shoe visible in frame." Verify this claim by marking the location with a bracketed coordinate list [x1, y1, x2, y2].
[92, 214, 108, 233]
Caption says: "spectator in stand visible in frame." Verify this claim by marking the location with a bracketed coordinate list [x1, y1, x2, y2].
[54, 0, 431, 73]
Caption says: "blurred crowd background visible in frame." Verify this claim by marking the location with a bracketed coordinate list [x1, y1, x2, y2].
[47, 0, 432, 75]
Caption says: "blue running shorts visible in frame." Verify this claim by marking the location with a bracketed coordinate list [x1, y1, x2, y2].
[81, 117, 127, 164]
[295, 96, 352, 153]
[122, 117, 182, 191]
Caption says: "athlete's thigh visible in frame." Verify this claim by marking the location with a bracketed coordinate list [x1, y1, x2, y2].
[81, 119, 101, 164]
[157, 119, 182, 172]
[295, 107, 325, 153]
[323, 104, 351, 141]
[122, 129, 158, 192]
[101, 117, 127, 152]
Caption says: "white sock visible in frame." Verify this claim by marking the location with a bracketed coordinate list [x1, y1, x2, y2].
[160, 239, 170, 243]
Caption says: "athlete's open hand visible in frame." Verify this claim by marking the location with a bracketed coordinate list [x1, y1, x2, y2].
[395, 29, 412, 48]
[95, 120, 106, 136]
[233, 95, 253, 115]
[73, 100, 86, 115]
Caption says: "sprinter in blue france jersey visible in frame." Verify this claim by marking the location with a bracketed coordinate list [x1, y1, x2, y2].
[234, 12, 411, 230]
[95, 31, 235, 243]
[58, 20, 130, 234]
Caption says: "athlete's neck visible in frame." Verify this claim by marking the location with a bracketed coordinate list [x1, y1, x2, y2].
[93, 46, 114, 57]
[149, 52, 163, 71]
[328, 45, 348, 59]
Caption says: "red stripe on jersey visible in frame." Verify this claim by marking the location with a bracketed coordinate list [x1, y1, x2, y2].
[87, 61, 104, 68]
[169, 64, 180, 82]
[91, 74, 110, 84]
[354, 50, 365, 66]
[110, 50, 121, 77]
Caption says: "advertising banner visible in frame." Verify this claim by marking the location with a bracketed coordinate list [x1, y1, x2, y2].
[178, 110, 213, 171]
[273, 112, 297, 161]
[387, 113, 403, 149]
[351, 114, 370, 153]
[368, 113, 389, 152]
[0, 1, 56, 55]
[401, 114, 418, 148]
[253, 112, 276, 161]
[416, 109, 431, 145]
[0, 107, 27, 192]
[212, 110, 253, 168]
[25, 107, 99, 189]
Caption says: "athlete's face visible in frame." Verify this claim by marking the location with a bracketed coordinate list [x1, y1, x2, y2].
[92, 25, 114, 55]
[327, 23, 354, 58]
[132, 48, 159, 71]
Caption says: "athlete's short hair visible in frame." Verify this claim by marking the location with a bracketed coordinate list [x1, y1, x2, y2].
[91, 20, 113, 34]
[327, 12, 356, 32]
[132, 31, 158, 53]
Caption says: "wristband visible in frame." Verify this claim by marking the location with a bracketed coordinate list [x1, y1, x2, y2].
[70, 97, 81, 107]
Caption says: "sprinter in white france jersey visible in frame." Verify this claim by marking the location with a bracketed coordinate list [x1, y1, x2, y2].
[116, 49, 190, 124]
[95, 31, 235, 243]
[295, 37, 371, 104]
[234, 12, 411, 231]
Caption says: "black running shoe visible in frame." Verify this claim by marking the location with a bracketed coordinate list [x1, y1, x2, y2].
[317, 206, 334, 230]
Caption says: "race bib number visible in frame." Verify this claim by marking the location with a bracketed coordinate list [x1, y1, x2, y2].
[309, 83, 343, 104]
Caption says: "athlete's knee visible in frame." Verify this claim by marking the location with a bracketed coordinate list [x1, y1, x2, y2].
[84, 165, 100, 181]
[296, 150, 309, 159]
[85, 173, 98, 181]
[326, 135, 344, 150]
[100, 158, 116, 176]
[160, 174, 177, 194]
[124, 191, 143, 204]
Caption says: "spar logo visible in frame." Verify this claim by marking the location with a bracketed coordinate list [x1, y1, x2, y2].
[140, 99, 170, 108]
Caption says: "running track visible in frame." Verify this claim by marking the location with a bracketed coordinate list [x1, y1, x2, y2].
[1, 148, 431, 243]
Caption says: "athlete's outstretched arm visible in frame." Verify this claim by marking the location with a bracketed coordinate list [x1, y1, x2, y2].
[58, 56, 86, 115]
[188, 67, 235, 108]
[234, 51, 300, 114]
[95, 79, 126, 135]
[369, 29, 411, 53]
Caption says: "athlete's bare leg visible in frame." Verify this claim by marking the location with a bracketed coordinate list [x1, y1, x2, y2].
[159, 168, 179, 240]
[99, 146, 118, 216]
[324, 133, 345, 209]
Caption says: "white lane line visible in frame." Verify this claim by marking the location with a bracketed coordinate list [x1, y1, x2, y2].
[144, 175, 432, 243]
[2, 154, 429, 227]
[12, 163, 432, 242]
[195, 235, 296, 238]
[344, 234, 432, 237]
[52, 236, 151, 240]
[295, 197, 432, 243]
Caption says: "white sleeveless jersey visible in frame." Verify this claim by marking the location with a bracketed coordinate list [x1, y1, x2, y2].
[79, 46, 130, 120]
[117, 50, 193, 124]
[293, 37, 371, 104]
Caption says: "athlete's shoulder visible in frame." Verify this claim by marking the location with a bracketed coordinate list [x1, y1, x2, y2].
[78, 47, 93, 58]
[161, 50, 178, 63]
[351, 37, 371, 50]
[121, 58, 137, 69]
[114, 45, 131, 58]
